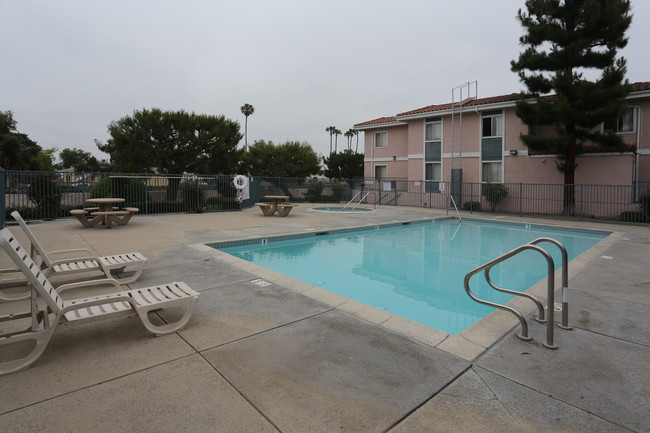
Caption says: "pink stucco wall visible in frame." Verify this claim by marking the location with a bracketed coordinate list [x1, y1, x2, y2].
[363, 124, 409, 178]
[639, 155, 650, 183]
[362, 93, 649, 185]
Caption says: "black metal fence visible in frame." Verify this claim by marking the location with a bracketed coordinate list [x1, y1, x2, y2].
[253, 176, 650, 224]
[2, 169, 649, 227]
[1, 169, 248, 225]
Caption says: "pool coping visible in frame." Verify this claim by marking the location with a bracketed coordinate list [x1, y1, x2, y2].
[190, 216, 623, 361]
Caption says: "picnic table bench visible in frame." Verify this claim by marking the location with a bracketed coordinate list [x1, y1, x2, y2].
[256, 195, 298, 216]
[70, 199, 139, 228]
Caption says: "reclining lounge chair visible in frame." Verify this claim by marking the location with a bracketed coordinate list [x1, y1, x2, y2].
[10, 211, 148, 285]
[0, 228, 199, 376]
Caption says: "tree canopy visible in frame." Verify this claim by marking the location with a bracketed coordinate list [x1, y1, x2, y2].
[239, 140, 321, 177]
[97, 108, 243, 174]
[59, 148, 103, 172]
[323, 150, 364, 179]
[510, 0, 632, 212]
[0, 110, 54, 170]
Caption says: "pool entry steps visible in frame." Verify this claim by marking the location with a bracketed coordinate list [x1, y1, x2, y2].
[464, 237, 569, 349]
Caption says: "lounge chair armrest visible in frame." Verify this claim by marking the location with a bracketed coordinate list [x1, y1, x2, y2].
[48, 248, 93, 258]
[56, 278, 122, 294]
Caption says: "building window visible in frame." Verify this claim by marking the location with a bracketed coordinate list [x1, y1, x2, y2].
[604, 108, 635, 133]
[482, 162, 502, 183]
[374, 131, 388, 148]
[482, 110, 503, 137]
[481, 110, 503, 183]
[424, 117, 442, 192]
[375, 165, 387, 180]
[425, 118, 442, 141]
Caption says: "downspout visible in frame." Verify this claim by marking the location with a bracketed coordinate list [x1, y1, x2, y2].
[632, 104, 642, 201]
[631, 105, 641, 186]
[370, 129, 375, 180]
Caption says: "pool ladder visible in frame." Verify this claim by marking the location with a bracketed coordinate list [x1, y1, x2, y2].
[464, 237, 571, 349]
[344, 191, 374, 210]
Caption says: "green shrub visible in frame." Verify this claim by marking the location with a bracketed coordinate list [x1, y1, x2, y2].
[205, 196, 239, 210]
[463, 201, 481, 212]
[619, 211, 646, 223]
[639, 194, 649, 215]
[179, 181, 205, 211]
[216, 176, 238, 200]
[482, 183, 509, 212]
[305, 181, 323, 203]
[26, 174, 62, 219]
[90, 177, 151, 207]
[331, 183, 346, 202]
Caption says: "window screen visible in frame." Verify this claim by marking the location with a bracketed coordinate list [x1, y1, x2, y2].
[425, 141, 441, 162]
[481, 137, 502, 161]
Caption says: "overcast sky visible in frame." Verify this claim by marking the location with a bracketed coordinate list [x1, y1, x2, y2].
[2, 0, 648, 162]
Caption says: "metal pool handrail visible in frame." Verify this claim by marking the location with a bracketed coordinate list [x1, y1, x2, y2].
[464, 239, 570, 349]
[528, 237, 571, 330]
[344, 191, 373, 210]
[448, 193, 462, 222]
[343, 191, 362, 209]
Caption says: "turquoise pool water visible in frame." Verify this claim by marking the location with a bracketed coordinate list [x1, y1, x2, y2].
[216, 219, 608, 334]
[313, 207, 373, 212]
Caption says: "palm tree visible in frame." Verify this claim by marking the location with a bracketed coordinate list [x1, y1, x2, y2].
[353, 129, 359, 153]
[344, 129, 355, 150]
[241, 103, 254, 151]
[325, 126, 336, 155]
[333, 128, 342, 153]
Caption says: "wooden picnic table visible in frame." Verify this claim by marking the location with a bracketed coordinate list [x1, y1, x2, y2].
[70, 198, 139, 229]
[256, 195, 297, 216]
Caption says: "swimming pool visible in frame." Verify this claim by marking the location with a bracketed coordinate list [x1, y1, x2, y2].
[313, 207, 374, 212]
[215, 219, 608, 334]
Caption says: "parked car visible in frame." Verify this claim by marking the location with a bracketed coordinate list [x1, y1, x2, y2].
[69, 181, 92, 192]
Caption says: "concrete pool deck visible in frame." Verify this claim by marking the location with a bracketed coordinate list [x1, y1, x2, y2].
[0, 205, 648, 432]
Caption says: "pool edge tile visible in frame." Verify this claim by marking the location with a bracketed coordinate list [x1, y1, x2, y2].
[381, 316, 448, 348]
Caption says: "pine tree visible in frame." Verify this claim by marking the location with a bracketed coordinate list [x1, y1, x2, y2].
[511, 0, 632, 215]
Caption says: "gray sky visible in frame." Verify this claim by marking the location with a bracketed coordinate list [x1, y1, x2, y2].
[2, 0, 648, 162]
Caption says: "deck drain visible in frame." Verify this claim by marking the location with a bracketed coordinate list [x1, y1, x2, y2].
[251, 279, 271, 287]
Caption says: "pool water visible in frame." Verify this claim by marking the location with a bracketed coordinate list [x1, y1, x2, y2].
[313, 207, 373, 212]
[218, 219, 607, 334]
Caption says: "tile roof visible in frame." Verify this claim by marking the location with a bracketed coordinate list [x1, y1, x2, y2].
[354, 117, 398, 128]
[630, 81, 650, 91]
[396, 93, 522, 117]
[355, 81, 649, 128]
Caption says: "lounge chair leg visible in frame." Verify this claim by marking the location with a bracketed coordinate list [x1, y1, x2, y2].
[136, 299, 198, 336]
[106, 264, 144, 285]
[0, 331, 54, 376]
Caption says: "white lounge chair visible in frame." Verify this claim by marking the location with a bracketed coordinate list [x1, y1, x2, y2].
[0, 265, 30, 301]
[0, 228, 199, 376]
[10, 211, 148, 285]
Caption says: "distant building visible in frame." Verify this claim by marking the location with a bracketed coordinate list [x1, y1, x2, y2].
[354, 82, 650, 187]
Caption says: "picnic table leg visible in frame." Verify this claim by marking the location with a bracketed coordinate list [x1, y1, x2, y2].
[112, 209, 138, 225]
[277, 206, 292, 217]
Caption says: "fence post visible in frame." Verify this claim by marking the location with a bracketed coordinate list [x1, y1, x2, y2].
[579, 184, 583, 221]
[0, 168, 5, 228]
[519, 183, 522, 217]
[468, 183, 472, 213]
